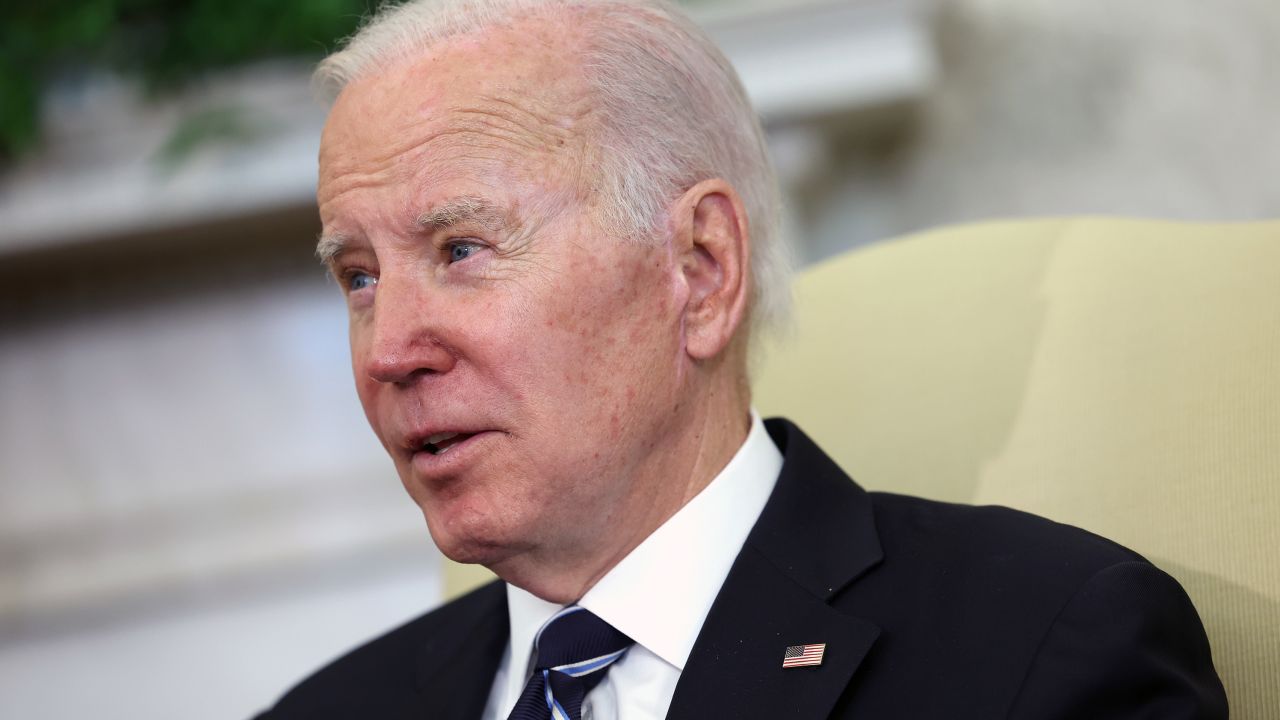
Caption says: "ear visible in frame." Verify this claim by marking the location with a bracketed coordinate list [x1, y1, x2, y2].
[671, 178, 751, 361]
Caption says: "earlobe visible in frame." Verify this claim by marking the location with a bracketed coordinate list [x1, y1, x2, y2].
[675, 179, 751, 361]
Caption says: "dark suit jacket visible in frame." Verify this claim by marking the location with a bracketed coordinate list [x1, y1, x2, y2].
[258, 418, 1227, 718]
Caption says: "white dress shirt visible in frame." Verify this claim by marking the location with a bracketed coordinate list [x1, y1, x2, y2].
[480, 411, 784, 720]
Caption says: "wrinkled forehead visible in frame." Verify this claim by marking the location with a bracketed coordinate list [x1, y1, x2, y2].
[318, 17, 599, 190]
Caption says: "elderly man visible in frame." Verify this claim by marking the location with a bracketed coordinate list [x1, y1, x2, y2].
[259, 0, 1225, 718]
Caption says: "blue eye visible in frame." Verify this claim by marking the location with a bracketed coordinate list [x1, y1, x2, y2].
[448, 241, 481, 264]
[347, 272, 377, 292]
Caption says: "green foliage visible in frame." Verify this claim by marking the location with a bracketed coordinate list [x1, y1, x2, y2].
[0, 0, 374, 161]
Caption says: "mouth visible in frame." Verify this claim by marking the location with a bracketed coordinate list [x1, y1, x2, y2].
[420, 431, 478, 456]
[408, 429, 497, 478]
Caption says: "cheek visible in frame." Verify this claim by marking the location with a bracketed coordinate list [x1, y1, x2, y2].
[348, 321, 384, 429]
[536, 255, 679, 427]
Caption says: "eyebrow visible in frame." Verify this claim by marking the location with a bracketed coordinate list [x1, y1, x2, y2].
[416, 195, 508, 233]
[315, 232, 350, 265]
[315, 196, 508, 265]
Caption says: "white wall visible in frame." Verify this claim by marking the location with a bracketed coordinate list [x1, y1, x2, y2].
[0, 248, 443, 718]
[790, 0, 1280, 261]
[0, 556, 440, 720]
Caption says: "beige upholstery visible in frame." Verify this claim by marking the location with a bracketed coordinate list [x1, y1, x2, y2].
[754, 218, 1280, 718]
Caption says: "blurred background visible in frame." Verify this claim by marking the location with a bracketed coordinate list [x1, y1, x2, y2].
[2, 0, 1278, 717]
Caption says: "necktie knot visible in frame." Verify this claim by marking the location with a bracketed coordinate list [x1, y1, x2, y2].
[508, 606, 634, 720]
[533, 606, 633, 674]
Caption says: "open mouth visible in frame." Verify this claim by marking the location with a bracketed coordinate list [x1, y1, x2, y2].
[421, 431, 477, 456]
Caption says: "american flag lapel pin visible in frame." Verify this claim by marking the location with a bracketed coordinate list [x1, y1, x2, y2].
[782, 643, 826, 668]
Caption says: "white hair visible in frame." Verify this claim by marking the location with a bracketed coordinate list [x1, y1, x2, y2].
[314, 0, 791, 340]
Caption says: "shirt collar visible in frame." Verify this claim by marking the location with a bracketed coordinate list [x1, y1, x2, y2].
[504, 410, 783, 678]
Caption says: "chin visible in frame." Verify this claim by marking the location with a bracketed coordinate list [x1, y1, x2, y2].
[421, 505, 524, 568]
[434, 536, 507, 566]
[424, 508, 584, 603]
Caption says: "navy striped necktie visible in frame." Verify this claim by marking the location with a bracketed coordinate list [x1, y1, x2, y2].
[507, 606, 634, 720]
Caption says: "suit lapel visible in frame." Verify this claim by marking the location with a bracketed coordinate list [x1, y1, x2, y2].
[666, 419, 884, 720]
[414, 580, 509, 720]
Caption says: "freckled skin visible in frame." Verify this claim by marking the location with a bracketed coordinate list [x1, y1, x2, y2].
[318, 17, 751, 602]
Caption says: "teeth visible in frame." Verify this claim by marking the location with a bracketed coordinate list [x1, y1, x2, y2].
[422, 432, 462, 456]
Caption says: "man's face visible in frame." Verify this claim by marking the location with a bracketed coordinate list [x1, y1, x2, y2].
[317, 25, 690, 573]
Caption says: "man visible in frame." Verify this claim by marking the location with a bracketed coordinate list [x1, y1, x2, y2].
[259, 0, 1227, 717]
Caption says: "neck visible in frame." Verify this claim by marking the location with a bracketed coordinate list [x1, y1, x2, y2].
[492, 365, 751, 603]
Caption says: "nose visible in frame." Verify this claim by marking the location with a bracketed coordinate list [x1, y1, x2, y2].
[361, 276, 457, 385]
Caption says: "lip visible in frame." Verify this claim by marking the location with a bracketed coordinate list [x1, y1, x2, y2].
[408, 430, 498, 478]
[402, 425, 490, 453]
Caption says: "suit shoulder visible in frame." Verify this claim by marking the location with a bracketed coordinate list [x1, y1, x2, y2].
[259, 580, 505, 718]
[866, 491, 1148, 590]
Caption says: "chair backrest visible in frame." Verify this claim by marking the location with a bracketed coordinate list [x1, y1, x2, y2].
[754, 218, 1280, 718]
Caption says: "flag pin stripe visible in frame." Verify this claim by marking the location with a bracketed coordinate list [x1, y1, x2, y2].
[782, 643, 826, 668]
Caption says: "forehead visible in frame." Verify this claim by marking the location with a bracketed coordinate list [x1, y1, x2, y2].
[318, 17, 597, 205]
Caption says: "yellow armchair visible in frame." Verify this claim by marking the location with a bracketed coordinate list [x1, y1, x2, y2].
[755, 218, 1280, 718]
